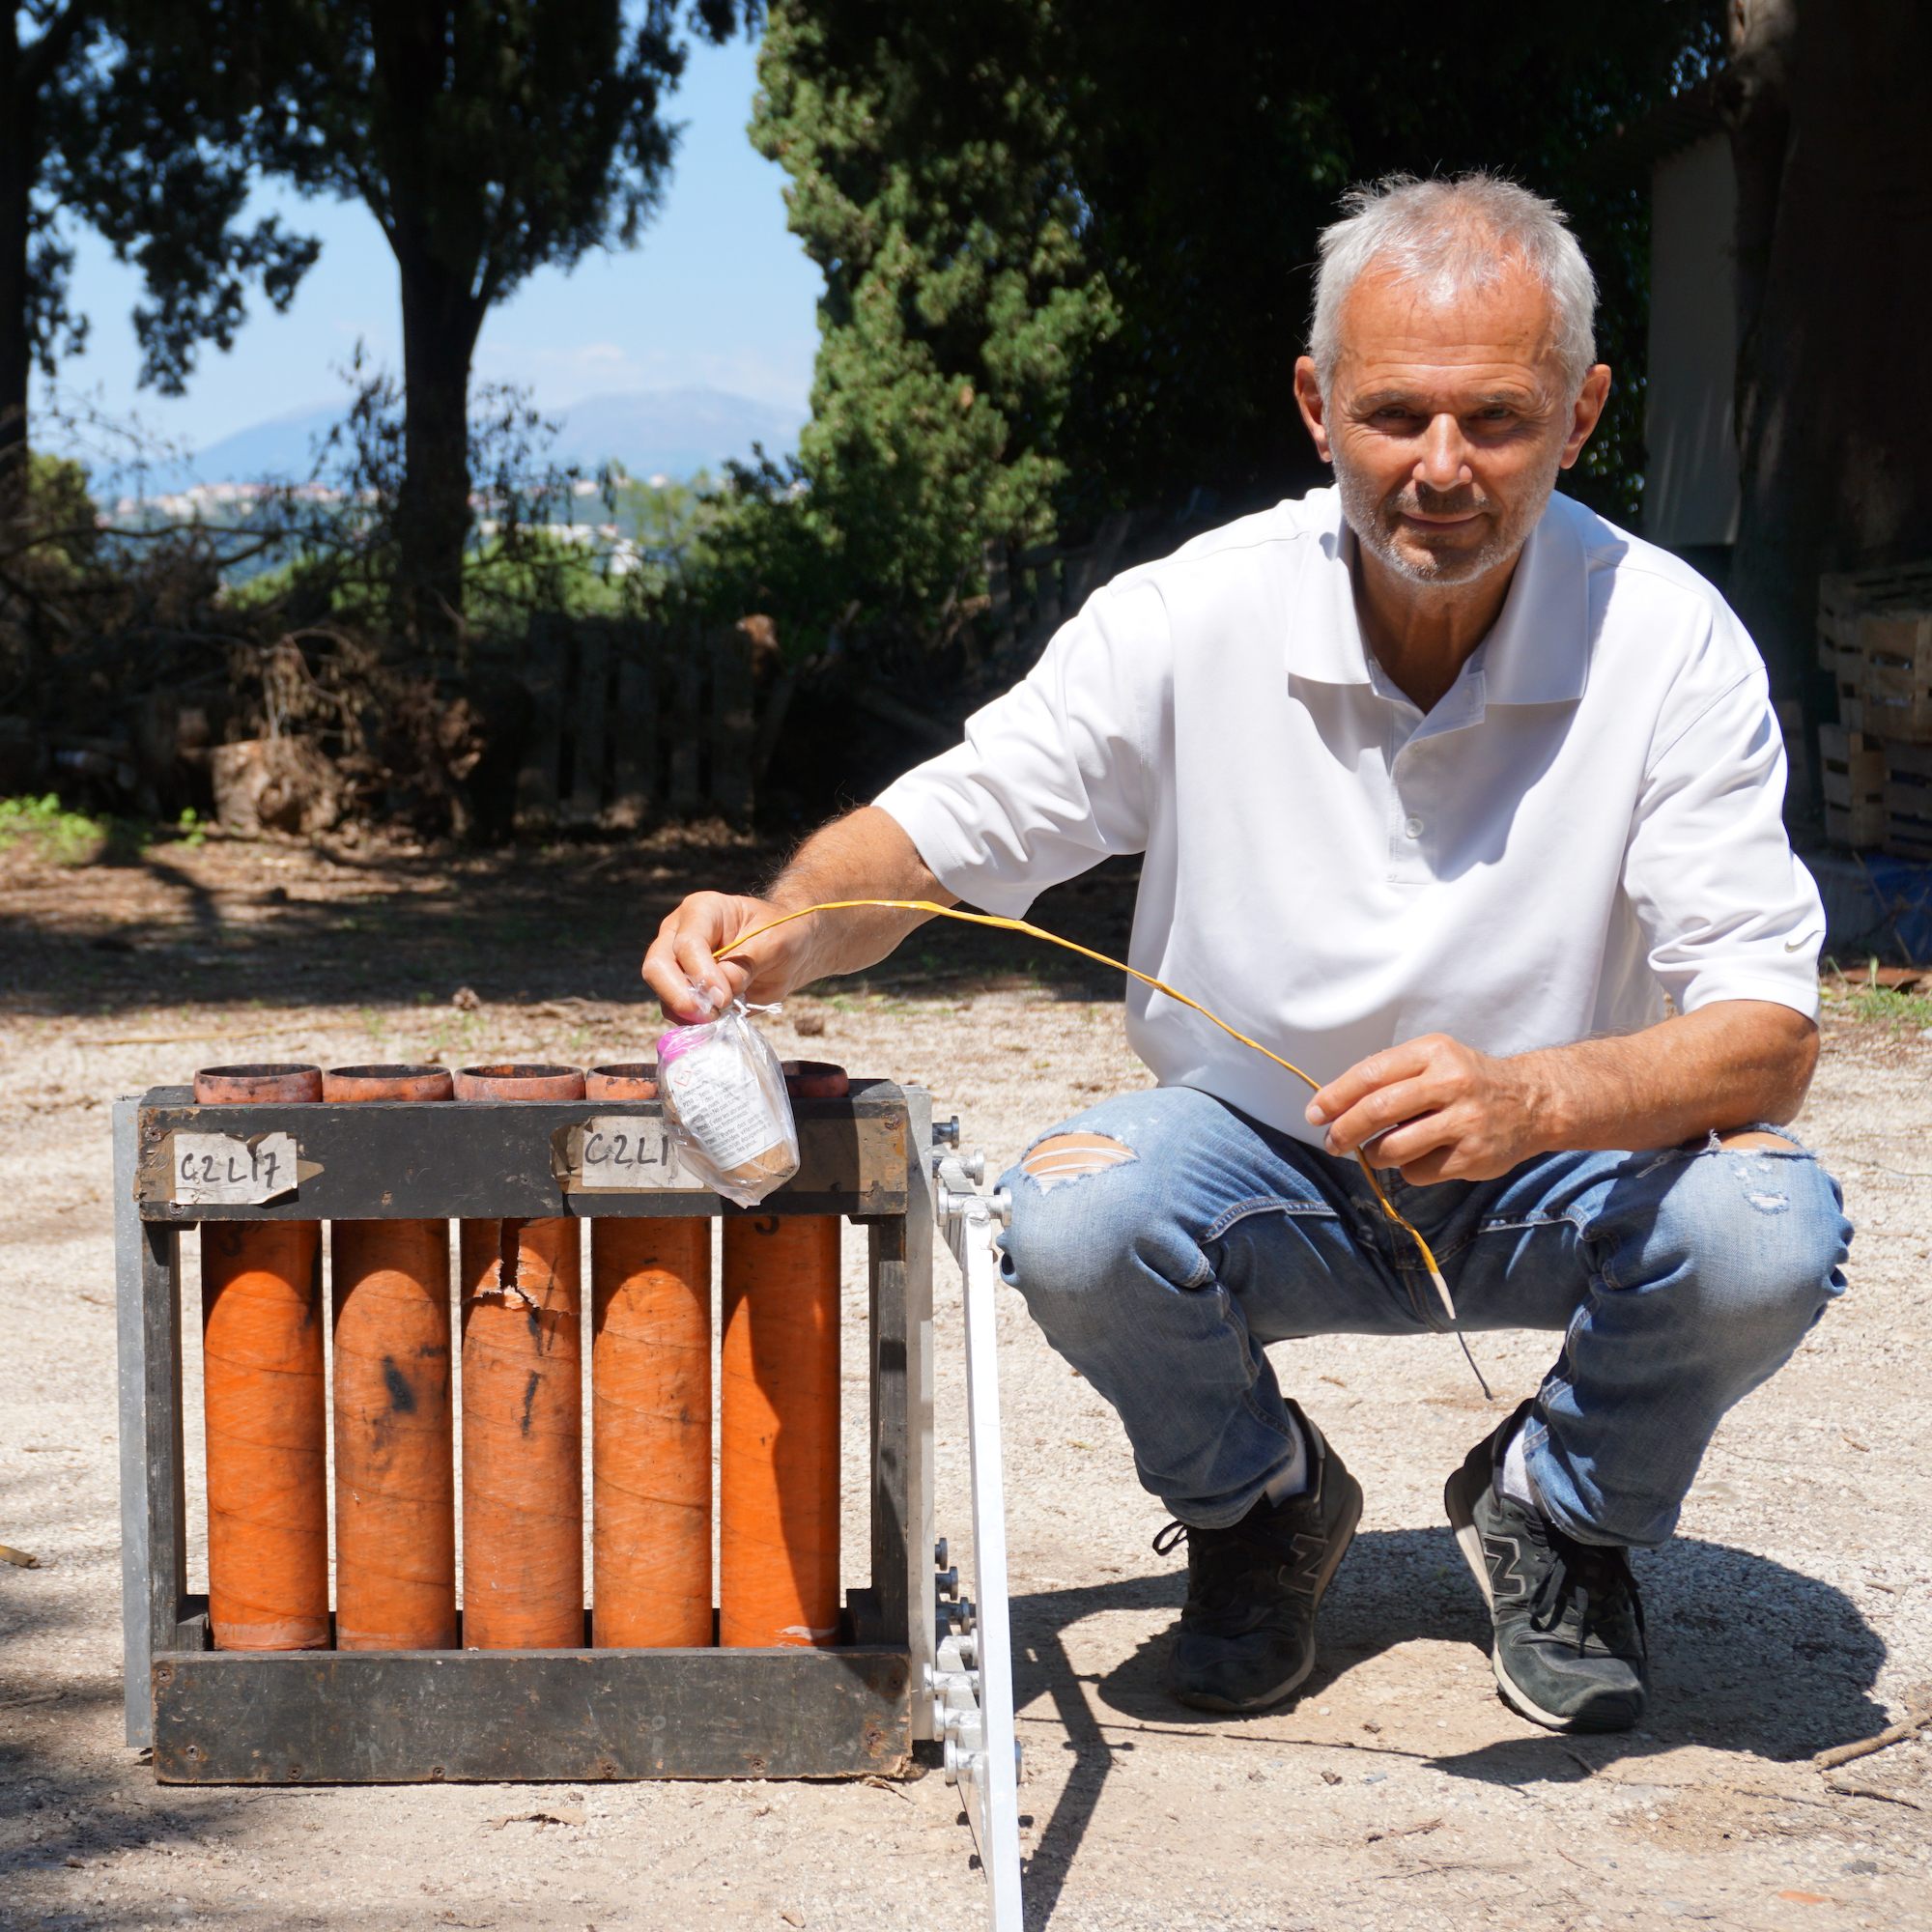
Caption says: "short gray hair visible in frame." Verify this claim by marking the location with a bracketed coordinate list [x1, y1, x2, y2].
[1309, 173, 1599, 394]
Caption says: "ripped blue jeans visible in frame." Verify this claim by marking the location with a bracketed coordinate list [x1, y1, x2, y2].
[998, 1086, 1851, 1547]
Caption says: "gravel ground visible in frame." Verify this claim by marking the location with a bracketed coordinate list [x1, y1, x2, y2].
[2, 835, 1928, 1931]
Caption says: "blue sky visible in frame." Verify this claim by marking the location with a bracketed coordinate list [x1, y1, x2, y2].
[41, 31, 822, 464]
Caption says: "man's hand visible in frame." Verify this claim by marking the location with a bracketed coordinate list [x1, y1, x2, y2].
[642, 892, 815, 1023]
[1306, 1034, 1547, 1183]
[639, 807, 954, 1024]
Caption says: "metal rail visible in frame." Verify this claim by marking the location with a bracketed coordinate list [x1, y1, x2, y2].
[933, 1154, 1024, 1932]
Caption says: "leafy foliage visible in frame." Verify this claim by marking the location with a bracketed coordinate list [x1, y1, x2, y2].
[745, 0, 1724, 649]
[750, 1, 1118, 625]
[202, 0, 762, 637]
[6, 0, 320, 466]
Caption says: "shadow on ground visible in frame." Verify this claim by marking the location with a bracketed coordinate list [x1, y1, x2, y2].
[0, 831, 1141, 1019]
[1010, 1527, 1887, 1927]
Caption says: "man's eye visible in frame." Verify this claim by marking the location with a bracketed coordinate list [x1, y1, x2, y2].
[1372, 408, 1417, 426]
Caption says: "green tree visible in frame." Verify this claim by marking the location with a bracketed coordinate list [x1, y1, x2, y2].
[750, 0, 1117, 629]
[223, 0, 758, 647]
[752, 0, 1719, 645]
[1, 3, 316, 515]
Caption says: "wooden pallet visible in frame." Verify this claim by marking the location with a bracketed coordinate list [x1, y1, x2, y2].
[1885, 739, 1932, 860]
[1820, 723, 1889, 847]
[1817, 564, 1932, 735]
[1861, 607, 1932, 745]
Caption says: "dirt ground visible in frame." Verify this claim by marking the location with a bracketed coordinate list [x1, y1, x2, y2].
[2, 829, 1929, 1932]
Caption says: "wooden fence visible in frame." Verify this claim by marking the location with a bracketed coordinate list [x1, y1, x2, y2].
[984, 512, 1137, 660]
[506, 613, 767, 831]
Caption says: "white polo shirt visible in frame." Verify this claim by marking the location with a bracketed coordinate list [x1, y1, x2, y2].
[874, 486, 1824, 1148]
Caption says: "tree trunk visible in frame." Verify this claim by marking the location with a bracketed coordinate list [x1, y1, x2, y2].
[1725, 0, 1932, 708]
[0, 8, 33, 530]
[394, 243, 483, 654]
[372, 5, 488, 656]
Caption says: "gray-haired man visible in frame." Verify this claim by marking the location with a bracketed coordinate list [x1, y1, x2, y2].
[646, 175, 1851, 1734]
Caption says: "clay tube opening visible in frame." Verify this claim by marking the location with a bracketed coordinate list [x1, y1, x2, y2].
[324, 1065, 455, 1103]
[194, 1064, 324, 1104]
[781, 1061, 849, 1099]
[585, 1064, 659, 1101]
[455, 1064, 585, 1102]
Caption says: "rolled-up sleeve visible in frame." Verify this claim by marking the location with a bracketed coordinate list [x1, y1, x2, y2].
[873, 580, 1166, 917]
[1621, 612, 1824, 1020]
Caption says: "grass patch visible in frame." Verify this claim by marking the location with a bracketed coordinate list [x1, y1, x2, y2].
[0, 793, 110, 864]
[1820, 958, 1932, 1033]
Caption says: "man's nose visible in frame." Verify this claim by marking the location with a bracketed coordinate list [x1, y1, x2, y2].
[1413, 414, 1473, 493]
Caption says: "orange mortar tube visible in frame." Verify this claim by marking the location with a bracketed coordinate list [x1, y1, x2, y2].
[194, 1063, 329, 1651]
[455, 1064, 586, 1650]
[324, 1065, 458, 1651]
[719, 1062, 847, 1650]
[585, 1063, 713, 1648]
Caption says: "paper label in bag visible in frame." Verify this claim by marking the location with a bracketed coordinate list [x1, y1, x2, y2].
[664, 1040, 784, 1169]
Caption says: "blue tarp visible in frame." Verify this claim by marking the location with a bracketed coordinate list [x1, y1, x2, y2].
[1805, 850, 1932, 965]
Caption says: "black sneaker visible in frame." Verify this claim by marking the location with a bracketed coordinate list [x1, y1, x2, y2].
[1443, 1401, 1647, 1733]
[1153, 1404, 1363, 1713]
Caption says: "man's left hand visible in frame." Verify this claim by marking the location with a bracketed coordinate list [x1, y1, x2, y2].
[1306, 1034, 1547, 1183]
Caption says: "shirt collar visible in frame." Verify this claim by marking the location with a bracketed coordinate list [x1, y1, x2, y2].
[1285, 487, 1592, 704]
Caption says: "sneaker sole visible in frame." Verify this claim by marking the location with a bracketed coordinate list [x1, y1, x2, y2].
[1442, 1459, 1634, 1735]
[1171, 1470, 1365, 1714]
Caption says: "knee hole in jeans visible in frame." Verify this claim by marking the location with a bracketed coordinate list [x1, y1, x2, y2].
[1714, 1129, 1799, 1154]
[1020, 1131, 1138, 1192]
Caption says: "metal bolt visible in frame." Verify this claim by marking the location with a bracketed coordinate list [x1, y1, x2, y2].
[989, 1186, 1013, 1229]
[934, 1536, 949, 1568]
[955, 1595, 976, 1634]
[933, 1116, 961, 1147]
[962, 1148, 986, 1184]
[937, 1566, 959, 1601]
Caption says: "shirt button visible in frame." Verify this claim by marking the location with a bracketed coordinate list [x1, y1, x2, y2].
[1404, 814, 1424, 838]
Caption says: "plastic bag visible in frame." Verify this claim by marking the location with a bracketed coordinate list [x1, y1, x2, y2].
[655, 1000, 800, 1208]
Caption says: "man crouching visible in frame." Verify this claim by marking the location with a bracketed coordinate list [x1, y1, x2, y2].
[644, 174, 1851, 1734]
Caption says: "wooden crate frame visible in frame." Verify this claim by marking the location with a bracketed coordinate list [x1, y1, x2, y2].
[1860, 609, 1932, 745]
[114, 1081, 938, 1784]
[1817, 565, 1932, 737]
[1819, 723, 1888, 847]
[1884, 740, 1932, 861]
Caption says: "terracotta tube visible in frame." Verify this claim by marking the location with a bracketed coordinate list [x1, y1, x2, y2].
[194, 1064, 328, 1651]
[454, 1064, 586, 1649]
[583, 1064, 713, 1648]
[324, 1065, 457, 1651]
[719, 1063, 847, 1649]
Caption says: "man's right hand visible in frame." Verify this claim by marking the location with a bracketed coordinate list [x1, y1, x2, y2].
[642, 892, 817, 1023]
[639, 808, 952, 1025]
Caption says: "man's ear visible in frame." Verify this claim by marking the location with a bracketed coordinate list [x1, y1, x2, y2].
[1293, 355, 1332, 463]
[1559, 364, 1612, 470]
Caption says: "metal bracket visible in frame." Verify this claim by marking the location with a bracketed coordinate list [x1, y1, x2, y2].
[933, 1153, 1022, 1932]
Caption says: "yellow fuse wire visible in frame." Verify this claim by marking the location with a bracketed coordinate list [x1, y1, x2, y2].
[714, 897, 1461, 1328]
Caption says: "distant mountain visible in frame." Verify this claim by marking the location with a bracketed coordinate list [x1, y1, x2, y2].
[103, 385, 806, 497]
[544, 388, 806, 480]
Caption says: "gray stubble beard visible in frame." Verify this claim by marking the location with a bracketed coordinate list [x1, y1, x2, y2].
[1333, 446, 1560, 588]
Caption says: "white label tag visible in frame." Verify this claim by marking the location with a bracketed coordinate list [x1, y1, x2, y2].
[575, 1117, 708, 1192]
[170, 1132, 300, 1206]
[663, 1040, 785, 1171]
